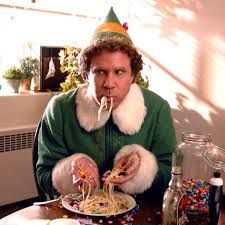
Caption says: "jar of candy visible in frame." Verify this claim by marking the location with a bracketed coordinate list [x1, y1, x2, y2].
[177, 132, 215, 215]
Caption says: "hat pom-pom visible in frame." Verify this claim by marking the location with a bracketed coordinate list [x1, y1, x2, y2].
[122, 22, 128, 31]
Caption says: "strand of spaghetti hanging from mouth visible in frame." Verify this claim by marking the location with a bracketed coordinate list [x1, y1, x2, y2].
[97, 96, 113, 121]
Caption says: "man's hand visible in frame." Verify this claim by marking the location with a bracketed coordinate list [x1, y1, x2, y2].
[109, 152, 140, 184]
[70, 157, 99, 192]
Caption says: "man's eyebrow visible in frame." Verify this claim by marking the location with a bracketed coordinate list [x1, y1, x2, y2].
[91, 65, 127, 71]
[116, 66, 127, 70]
[92, 67, 105, 71]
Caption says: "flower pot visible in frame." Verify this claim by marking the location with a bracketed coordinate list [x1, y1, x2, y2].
[20, 78, 31, 92]
[1, 78, 21, 93]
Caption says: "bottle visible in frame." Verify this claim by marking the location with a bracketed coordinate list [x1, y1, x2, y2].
[162, 148, 186, 225]
[209, 171, 223, 225]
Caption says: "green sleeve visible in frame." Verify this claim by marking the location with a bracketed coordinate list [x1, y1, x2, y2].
[36, 96, 69, 195]
[150, 100, 177, 198]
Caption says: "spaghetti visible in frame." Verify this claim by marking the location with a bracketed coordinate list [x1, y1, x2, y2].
[97, 96, 113, 121]
[66, 168, 129, 216]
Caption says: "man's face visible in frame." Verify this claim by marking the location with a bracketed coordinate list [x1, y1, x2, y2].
[88, 51, 134, 110]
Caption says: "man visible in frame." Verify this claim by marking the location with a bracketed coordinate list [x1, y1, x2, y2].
[36, 7, 176, 198]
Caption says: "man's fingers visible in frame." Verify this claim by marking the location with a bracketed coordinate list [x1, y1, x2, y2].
[109, 153, 140, 185]
[116, 159, 127, 169]
[120, 153, 139, 174]
[72, 175, 81, 184]
[125, 159, 140, 175]
[69, 168, 75, 175]
[110, 173, 134, 184]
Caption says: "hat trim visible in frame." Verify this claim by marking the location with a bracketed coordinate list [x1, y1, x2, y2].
[94, 22, 130, 39]
[92, 32, 132, 44]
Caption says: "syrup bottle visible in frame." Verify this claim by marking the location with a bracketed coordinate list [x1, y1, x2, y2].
[209, 171, 223, 225]
[162, 148, 186, 225]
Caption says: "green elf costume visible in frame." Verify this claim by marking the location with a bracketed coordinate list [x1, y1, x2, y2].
[36, 7, 177, 198]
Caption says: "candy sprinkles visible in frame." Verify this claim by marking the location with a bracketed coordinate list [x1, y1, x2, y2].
[183, 179, 209, 214]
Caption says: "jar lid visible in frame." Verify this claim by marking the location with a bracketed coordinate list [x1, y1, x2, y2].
[203, 145, 225, 170]
[182, 132, 211, 143]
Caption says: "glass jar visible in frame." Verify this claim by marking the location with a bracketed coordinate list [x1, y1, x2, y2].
[203, 145, 225, 171]
[177, 132, 214, 182]
[177, 132, 215, 216]
[203, 144, 225, 192]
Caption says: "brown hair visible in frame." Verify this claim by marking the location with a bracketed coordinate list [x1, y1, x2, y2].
[79, 37, 143, 79]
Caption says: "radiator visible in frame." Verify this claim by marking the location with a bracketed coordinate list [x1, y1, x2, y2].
[0, 125, 38, 206]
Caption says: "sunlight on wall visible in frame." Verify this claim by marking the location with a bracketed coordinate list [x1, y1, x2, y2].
[173, 8, 196, 22]
[207, 36, 225, 109]
[130, 0, 225, 147]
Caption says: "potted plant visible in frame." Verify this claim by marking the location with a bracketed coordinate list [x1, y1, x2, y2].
[1, 66, 24, 93]
[19, 56, 39, 91]
[58, 46, 83, 92]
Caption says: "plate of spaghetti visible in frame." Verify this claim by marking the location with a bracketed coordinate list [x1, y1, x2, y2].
[61, 190, 136, 217]
[63, 165, 136, 217]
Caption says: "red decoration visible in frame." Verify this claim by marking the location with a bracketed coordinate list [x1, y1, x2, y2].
[122, 22, 128, 30]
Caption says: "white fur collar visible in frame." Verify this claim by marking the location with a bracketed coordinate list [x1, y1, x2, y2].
[112, 84, 147, 134]
[76, 85, 111, 132]
[76, 83, 147, 134]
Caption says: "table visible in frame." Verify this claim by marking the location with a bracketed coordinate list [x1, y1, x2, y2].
[1, 197, 225, 225]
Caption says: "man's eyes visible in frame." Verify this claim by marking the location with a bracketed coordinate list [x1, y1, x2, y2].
[94, 69, 125, 76]
[95, 70, 105, 75]
[116, 70, 125, 76]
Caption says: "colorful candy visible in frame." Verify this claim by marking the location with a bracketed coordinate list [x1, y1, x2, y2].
[183, 178, 209, 214]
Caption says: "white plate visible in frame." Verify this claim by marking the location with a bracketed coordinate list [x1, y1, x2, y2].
[61, 190, 136, 217]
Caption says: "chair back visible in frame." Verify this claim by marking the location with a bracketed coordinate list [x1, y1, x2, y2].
[32, 120, 48, 201]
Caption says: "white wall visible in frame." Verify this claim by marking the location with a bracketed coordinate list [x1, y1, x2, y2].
[0, 93, 54, 131]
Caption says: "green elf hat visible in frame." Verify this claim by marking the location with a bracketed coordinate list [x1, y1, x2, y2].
[92, 7, 133, 44]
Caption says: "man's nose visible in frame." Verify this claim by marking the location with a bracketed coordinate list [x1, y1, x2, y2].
[104, 73, 115, 88]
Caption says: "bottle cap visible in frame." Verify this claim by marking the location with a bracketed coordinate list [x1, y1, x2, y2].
[210, 171, 223, 186]
[214, 171, 221, 178]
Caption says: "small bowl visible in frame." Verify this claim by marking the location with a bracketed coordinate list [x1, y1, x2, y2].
[48, 218, 80, 225]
